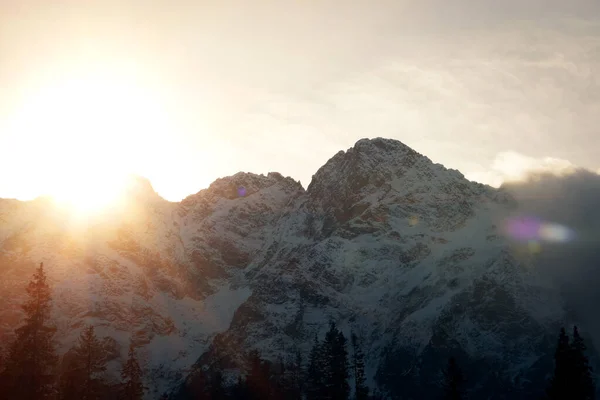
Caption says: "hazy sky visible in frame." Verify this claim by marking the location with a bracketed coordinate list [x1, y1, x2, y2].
[1, 0, 600, 201]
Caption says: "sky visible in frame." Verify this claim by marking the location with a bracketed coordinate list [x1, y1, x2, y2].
[504, 170, 600, 350]
[1, 0, 600, 201]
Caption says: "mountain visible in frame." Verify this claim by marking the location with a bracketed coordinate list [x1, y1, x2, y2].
[0, 138, 584, 399]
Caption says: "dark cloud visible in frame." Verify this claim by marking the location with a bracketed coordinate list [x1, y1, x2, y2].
[504, 170, 600, 347]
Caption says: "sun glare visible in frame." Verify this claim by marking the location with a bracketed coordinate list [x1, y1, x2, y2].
[6, 70, 172, 213]
[50, 172, 131, 214]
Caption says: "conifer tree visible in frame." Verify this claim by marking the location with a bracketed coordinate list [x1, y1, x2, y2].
[442, 357, 465, 400]
[547, 327, 572, 400]
[57, 353, 79, 400]
[186, 366, 207, 398]
[570, 326, 595, 400]
[271, 356, 286, 400]
[231, 375, 249, 400]
[246, 350, 272, 400]
[322, 323, 350, 400]
[59, 325, 108, 400]
[206, 367, 227, 400]
[351, 333, 369, 400]
[306, 335, 324, 400]
[1, 262, 57, 400]
[283, 350, 303, 400]
[334, 330, 350, 400]
[294, 350, 304, 398]
[120, 342, 145, 400]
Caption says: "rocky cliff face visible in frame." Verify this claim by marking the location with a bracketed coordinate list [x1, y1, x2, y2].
[0, 138, 576, 399]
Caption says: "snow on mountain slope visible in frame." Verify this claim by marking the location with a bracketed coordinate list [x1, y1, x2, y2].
[176, 138, 566, 400]
[0, 138, 570, 399]
[0, 172, 302, 398]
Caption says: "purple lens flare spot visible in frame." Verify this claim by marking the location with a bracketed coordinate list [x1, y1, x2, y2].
[503, 216, 575, 243]
[504, 216, 543, 241]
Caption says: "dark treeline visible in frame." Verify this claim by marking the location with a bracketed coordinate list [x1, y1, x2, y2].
[545, 326, 595, 400]
[182, 323, 596, 400]
[179, 322, 373, 400]
[0, 263, 597, 399]
[0, 263, 145, 400]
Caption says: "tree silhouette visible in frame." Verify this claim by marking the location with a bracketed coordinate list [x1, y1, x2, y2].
[59, 325, 109, 400]
[442, 357, 465, 400]
[351, 333, 369, 400]
[306, 335, 324, 400]
[283, 350, 303, 400]
[323, 322, 350, 400]
[270, 356, 286, 400]
[0, 262, 57, 400]
[120, 342, 145, 400]
[206, 367, 227, 400]
[570, 326, 595, 400]
[231, 375, 248, 400]
[245, 349, 274, 400]
[547, 327, 573, 400]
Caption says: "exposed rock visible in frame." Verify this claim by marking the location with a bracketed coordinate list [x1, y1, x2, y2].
[0, 139, 576, 399]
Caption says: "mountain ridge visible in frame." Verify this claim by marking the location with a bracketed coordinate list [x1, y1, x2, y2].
[0, 137, 583, 399]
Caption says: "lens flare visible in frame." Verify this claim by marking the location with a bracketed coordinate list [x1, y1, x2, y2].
[539, 223, 574, 242]
[505, 217, 542, 241]
[238, 186, 247, 197]
[528, 241, 542, 254]
[503, 216, 575, 243]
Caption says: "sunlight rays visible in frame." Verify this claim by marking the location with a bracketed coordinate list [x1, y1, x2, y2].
[5, 70, 173, 214]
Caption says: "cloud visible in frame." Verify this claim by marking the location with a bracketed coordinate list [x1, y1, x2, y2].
[466, 151, 579, 187]
[2, 1, 600, 200]
[504, 170, 600, 348]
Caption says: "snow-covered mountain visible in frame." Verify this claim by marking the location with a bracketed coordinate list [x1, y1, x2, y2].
[0, 138, 580, 398]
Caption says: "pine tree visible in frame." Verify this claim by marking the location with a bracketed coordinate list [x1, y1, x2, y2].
[231, 375, 249, 400]
[547, 327, 572, 400]
[335, 330, 350, 400]
[246, 350, 272, 400]
[57, 352, 79, 400]
[294, 350, 304, 398]
[1, 262, 57, 400]
[570, 326, 595, 400]
[351, 333, 368, 400]
[306, 335, 324, 400]
[186, 366, 207, 398]
[322, 323, 350, 400]
[442, 357, 465, 400]
[270, 356, 286, 400]
[120, 342, 145, 400]
[207, 367, 227, 400]
[59, 325, 108, 400]
[283, 350, 303, 400]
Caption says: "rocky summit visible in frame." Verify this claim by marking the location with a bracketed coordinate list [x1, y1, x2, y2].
[0, 138, 582, 399]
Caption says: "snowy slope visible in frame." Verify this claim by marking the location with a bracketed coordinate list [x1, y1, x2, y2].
[176, 139, 566, 399]
[0, 172, 303, 398]
[0, 138, 570, 399]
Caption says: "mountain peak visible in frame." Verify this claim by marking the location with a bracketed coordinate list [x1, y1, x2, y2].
[307, 137, 426, 195]
[353, 136, 415, 153]
[122, 174, 163, 202]
[185, 171, 303, 202]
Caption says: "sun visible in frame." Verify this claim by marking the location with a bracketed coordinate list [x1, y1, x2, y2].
[49, 171, 131, 214]
[6, 70, 172, 214]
